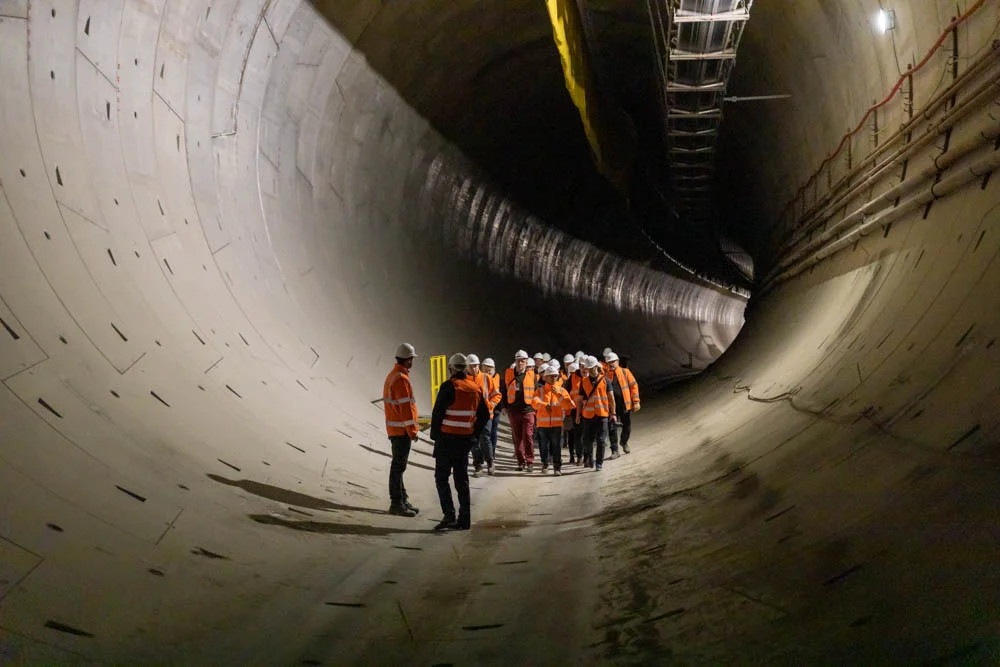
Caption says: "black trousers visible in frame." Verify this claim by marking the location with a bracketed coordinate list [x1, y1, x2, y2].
[434, 438, 473, 521]
[472, 416, 494, 469]
[388, 435, 411, 505]
[609, 410, 632, 453]
[582, 417, 609, 466]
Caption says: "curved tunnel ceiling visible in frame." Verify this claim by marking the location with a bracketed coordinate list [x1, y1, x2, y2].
[0, 0, 999, 664]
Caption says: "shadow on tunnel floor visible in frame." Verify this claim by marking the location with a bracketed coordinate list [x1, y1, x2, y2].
[249, 514, 439, 536]
[207, 474, 388, 515]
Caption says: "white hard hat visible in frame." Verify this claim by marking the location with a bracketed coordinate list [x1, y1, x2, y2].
[467, 353, 480, 365]
[563, 354, 575, 363]
[575, 351, 585, 360]
[543, 364, 558, 377]
[482, 357, 495, 367]
[605, 352, 619, 363]
[567, 362, 579, 373]
[514, 350, 529, 360]
[603, 347, 613, 356]
[395, 343, 417, 359]
[542, 353, 551, 362]
[448, 353, 468, 368]
[533, 352, 544, 360]
[549, 359, 560, 370]
[586, 355, 600, 369]
[526, 358, 535, 367]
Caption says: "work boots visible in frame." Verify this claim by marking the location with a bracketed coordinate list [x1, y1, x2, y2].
[487, 464, 495, 476]
[434, 515, 457, 530]
[623, 444, 631, 454]
[389, 504, 417, 518]
[404, 500, 419, 514]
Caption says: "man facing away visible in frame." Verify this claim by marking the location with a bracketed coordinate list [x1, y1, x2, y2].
[431, 354, 489, 530]
[533, 365, 575, 475]
[504, 350, 538, 472]
[382, 343, 421, 517]
[576, 355, 616, 471]
[466, 354, 502, 477]
[605, 351, 640, 457]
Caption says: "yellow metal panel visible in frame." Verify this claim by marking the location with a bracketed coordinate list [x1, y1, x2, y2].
[430, 354, 447, 407]
[545, 0, 603, 169]
[544, 0, 635, 195]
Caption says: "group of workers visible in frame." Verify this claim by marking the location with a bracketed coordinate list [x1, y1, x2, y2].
[382, 344, 640, 530]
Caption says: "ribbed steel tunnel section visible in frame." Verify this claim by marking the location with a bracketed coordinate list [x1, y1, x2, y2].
[0, 0, 999, 664]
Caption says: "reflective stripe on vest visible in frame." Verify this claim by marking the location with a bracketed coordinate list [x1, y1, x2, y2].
[580, 375, 611, 418]
[441, 378, 482, 436]
[611, 367, 632, 411]
[536, 387, 571, 428]
[384, 365, 418, 436]
[505, 368, 536, 404]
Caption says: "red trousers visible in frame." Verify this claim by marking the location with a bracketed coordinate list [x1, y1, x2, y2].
[508, 410, 536, 464]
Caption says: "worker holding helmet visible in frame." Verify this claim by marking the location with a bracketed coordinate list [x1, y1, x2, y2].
[504, 350, 538, 471]
[533, 364, 575, 475]
[430, 353, 490, 530]
[467, 354, 502, 477]
[575, 355, 616, 471]
[605, 351, 640, 457]
[382, 343, 421, 517]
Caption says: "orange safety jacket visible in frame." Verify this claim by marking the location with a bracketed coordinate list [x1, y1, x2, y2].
[578, 373, 613, 419]
[504, 367, 536, 405]
[569, 372, 584, 407]
[383, 363, 419, 438]
[441, 376, 484, 436]
[469, 370, 502, 418]
[610, 366, 640, 411]
[532, 384, 575, 428]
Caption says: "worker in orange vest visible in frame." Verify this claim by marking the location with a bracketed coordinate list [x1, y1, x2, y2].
[605, 352, 640, 457]
[431, 354, 489, 530]
[467, 354, 502, 477]
[575, 355, 616, 471]
[533, 364, 576, 475]
[565, 360, 583, 464]
[482, 358, 502, 459]
[505, 350, 538, 471]
[382, 343, 421, 517]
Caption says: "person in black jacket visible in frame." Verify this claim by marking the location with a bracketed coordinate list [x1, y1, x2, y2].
[431, 353, 490, 530]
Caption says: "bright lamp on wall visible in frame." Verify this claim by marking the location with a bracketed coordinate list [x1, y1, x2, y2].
[876, 8, 896, 34]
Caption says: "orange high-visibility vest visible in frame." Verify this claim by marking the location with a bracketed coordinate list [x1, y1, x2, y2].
[569, 372, 583, 407]
[383, 363, 419, 437]
[469, 370, 502, 418]
[504, 367, 536, 405]
[441, 376, 484, 436]
[609, 366, 640, 411]
[533, 385, 575, 428]
[579, 374, 611, 418]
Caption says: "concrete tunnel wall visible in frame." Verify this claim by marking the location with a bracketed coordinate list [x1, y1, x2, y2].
[0, 0, 999, 664]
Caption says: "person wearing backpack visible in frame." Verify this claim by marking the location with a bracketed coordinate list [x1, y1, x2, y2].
[575, 355, 617, 471]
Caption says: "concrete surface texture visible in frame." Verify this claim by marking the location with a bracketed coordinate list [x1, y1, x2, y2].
[0, 0, 998, 664]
